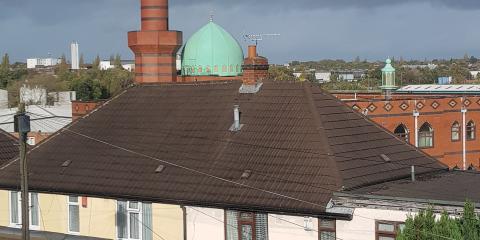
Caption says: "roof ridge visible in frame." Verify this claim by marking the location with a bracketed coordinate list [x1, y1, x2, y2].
[303, 83, 343, 190]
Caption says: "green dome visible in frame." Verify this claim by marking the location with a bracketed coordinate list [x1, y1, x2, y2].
[181, 21, 244, 77]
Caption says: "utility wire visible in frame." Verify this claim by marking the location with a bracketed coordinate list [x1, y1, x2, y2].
[34, 117, 474, 199]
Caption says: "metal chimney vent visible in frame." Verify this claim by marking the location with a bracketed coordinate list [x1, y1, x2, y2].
[155, 165, 166, 173]
[229, 105, 244, 132]
[380, 154, 391, 162]
[241, 170, 252, 179]
[61, 160, 72, 167]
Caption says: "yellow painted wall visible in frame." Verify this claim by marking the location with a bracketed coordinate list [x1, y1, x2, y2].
[0, 190, 184, 240]
[152, 204, 184, 240]
[0, 190, 10, 226]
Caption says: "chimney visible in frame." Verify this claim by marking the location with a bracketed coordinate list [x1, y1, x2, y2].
[242, 45, 269, 86]
[128, 0, 183, 84]
[248, 45, 257, 59]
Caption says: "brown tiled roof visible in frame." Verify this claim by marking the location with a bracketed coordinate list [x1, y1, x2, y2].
[349, 171, 480, 204]
[0, 131, 19, 167]
[0, 80, 445, 216]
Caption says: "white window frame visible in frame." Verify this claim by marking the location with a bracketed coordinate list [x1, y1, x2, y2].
[9, 191, 40, 230]
[118, 201, 143, 240]
[67, 196, 80, 234]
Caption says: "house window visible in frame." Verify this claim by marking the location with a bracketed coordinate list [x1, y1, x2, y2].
[394, 124, 409, 142]
[451, 121, 460, 141]
[9, 192, 39, 229]
[376, 221, 405, 240]
[226, 210, 268, 240]
[68, 196, 80, 233]
[467, 121, 475, 140]
[319, 219, 336, 240]
[418, 122, 434, 148]
[117, 201, 152, 240]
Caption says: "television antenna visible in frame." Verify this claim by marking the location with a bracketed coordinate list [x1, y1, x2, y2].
[244, 33, 280, 46]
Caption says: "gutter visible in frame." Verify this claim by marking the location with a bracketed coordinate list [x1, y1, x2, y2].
[333, 192, 480, 209]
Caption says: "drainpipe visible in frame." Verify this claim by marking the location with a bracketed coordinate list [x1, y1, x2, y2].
[182, 206, 187, 240]
[413, 109, 420, 147]
[462, 106, 467, 170]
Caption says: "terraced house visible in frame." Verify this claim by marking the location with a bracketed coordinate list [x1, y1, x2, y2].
[0, 0, 479, 240]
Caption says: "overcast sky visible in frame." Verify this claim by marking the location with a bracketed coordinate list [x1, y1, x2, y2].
[1, 0, 480, 64]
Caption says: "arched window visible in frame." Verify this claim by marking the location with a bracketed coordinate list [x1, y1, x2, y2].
[394, 124, 409, 142]
[451, 122, 460, 141]
[418, 122, 433, 148]
[467, 121, 476, 140]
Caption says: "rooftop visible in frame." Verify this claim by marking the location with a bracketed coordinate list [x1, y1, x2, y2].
[0, 80, 445, 217]
[397, 84, 480, 94]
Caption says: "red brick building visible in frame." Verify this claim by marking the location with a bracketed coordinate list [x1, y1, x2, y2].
[335, 92, 480, 169]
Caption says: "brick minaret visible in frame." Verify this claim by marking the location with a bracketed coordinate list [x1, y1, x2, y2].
[242, 45, 269, 85]
[128, 0, 183, 83]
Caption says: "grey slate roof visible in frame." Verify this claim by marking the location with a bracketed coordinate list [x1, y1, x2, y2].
[0, 80, 446, 217]
[348, 170, 480, 204]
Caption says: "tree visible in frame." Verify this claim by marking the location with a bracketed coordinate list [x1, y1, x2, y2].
[398, 201, 479, 240]
[460, 201, 480, 240]
[79, 54, 85, 69]
[114, 54, 123, 69]
[1, 53, 10, 70]
[92, 55, 101, 70]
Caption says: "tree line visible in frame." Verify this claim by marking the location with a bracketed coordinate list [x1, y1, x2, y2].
[0, 53, 133, 107]
[397, 201, 480, 240]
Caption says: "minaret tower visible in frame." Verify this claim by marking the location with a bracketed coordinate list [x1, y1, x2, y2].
[380, 58, 397, 100]
[128, 0, 183, 83]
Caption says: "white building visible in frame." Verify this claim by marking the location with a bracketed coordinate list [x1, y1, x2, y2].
[100, 60, 135, 72]
[0, 88, 75, 134]
[470, 71, 480, 79]
[71, 41, 80, 70]
[26, 58, 61, 69]
[315, 72, 331, 83]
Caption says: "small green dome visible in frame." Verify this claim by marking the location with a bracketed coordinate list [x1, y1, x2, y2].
[181, 21, 244, 77]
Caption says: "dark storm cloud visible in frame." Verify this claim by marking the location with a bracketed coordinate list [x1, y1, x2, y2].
[1, 0, 480, 63]
[174, 0, 480, 10]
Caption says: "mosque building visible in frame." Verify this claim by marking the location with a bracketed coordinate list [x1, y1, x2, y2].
[128, 0, 268, 84]
[335, 59, 480, 170]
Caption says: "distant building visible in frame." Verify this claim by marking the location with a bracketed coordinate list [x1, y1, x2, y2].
[20, 85, 47, 105]
[332, 69, 367, 82]
[100, 60, 135, 72]
[71, 41, 80, 70]
[26, 58, 61, 69]
[403, 64, 437, 70]
[438, 76, 453, 85]
[0, 89, 75, 145]
[315, 72, 331, 83]
[470, 71, 480, 79]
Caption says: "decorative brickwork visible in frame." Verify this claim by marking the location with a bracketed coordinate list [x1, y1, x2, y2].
[128, 0, 183, 83]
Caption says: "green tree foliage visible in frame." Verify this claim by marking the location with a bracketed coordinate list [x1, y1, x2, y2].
[114, 54, 123, 69]
[1, 53, 10, 70]
[460, 201, 480, 240]
[79, 54, 85, 69]
[398, 201, 479, 240]
[92, 55, 101, 70]
[268, 66, 296, 81]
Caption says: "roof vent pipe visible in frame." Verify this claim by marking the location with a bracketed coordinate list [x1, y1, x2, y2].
[411, 165, 415, 182]
[230, 105, 243, 132]
[234, 105, 240, 129]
